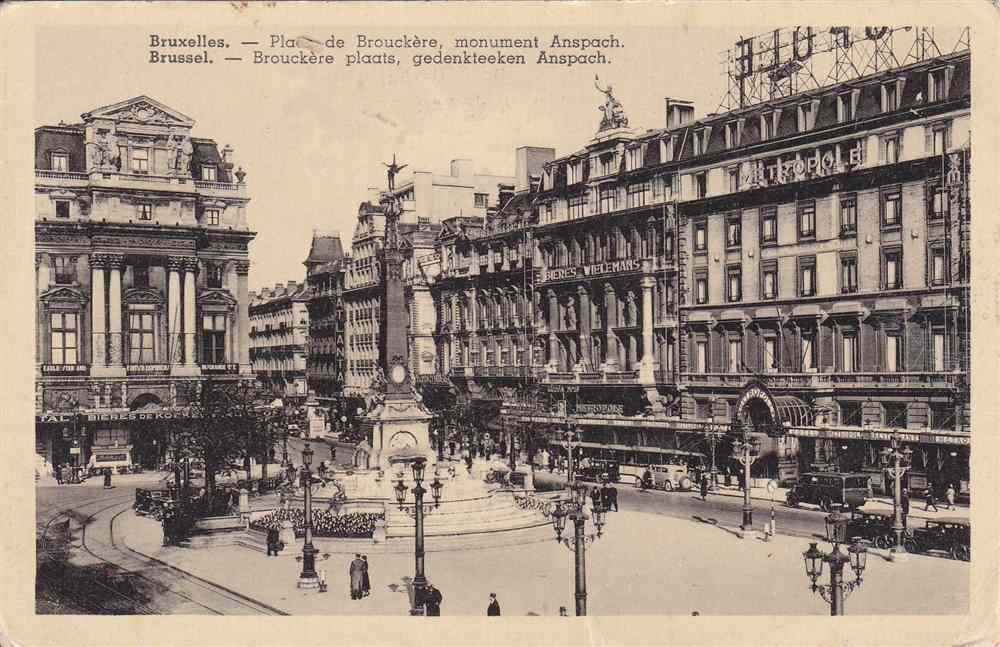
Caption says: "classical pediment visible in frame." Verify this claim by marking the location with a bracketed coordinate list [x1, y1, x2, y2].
[124, 287, 164, 305]
[39, 286, 87, 304]
[198, 289, 237, 306]
[82, 96, 195, 128]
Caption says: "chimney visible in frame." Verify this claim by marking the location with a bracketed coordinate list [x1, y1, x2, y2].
[450, 159, 474, 179]
[515, 146, 556, 192]
[222, 144, 234, 165]
[367, 187, 381, 204]
[665, 99, 695, 129]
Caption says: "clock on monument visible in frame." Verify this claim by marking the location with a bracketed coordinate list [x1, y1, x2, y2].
[390, 362, 408, 385]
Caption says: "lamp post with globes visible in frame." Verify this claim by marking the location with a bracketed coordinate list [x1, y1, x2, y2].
[549, 481, 607, 616]
[393, 456, 444, 613]
[879, 433, 913, 547]
[297, 434, 320, 588]
[802, 511, 868, 615]
[730, 420, 760, 531]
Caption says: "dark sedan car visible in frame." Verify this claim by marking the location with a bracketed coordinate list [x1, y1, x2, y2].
[903, 518, 970, 561]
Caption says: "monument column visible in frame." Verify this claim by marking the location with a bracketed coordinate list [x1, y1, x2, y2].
[639, 275, 656, 383]
[107, 254, 125, 369]
[90, 255, 107, 370]
[236, 261, 251, 375]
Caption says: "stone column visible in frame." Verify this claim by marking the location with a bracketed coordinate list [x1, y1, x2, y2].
[91, 255, 107, 369]
[237, 261, 251, 374]
[577, 286, 592, 369]
[167, 257, 184, 365]
[547, 289, 559, 370]
[603, 283, 619, 370]
[640, 275, 656, 383]
[183, 258, 198, 367]
[107, 254, 124, 368]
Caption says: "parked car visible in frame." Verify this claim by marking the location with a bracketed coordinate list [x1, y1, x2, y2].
[903, 518, 970, 561]
[785, 472, 872, 512]
[640, 464, 694, 492]
[846, 510, 897, 548]
[576, 460, 621, 484]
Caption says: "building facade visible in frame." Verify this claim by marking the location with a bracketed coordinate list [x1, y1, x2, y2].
[35, 96, 254, 473]
[248, 281, 310, 399]
[303, 231, 348, 409]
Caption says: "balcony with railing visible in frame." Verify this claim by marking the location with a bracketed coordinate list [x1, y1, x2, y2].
[680, 371, 964, 390]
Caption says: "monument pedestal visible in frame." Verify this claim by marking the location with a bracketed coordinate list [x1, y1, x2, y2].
[367, 396, 434, 469]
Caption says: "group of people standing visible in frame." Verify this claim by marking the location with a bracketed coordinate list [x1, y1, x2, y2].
[349, 553, 371, 599]
[588, 483, 619, 512]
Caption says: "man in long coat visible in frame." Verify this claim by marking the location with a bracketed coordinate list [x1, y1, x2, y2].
[349, 554, 365, 599]
[361, 555, 371, 597]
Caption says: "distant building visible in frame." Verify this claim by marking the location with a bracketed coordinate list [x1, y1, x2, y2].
[303, 231, 348, 409]
[248, 281, 310, 399]
[34, 96, 254, 473]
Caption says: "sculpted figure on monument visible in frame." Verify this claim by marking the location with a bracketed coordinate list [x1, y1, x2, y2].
[565, 297, 577, 330]
[176, 138, 193, 176]
[383, 153, 407, 192]
[626, 291, 638, 326]
[595, 75, 629, 131]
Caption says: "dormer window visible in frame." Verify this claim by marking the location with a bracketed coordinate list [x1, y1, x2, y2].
[928, 68, 949, 103]
[625, 146, 643, 171]
[692, 129, 706, 156]
[661, 136, 675, 162]
[760, 112, 775, 141]
[599, 152, 617, 176]
[202, 165, 217, 182]
[567, 160, 582, 185]
[205, 208, 221, 226]
[797, 103, 813, 132]
[837, 93, 854, 123]
[50, 151, 69, 172]
[724, 122, 739, 149]
[131, 148, 149, 174]
[881, 81, 900, 113]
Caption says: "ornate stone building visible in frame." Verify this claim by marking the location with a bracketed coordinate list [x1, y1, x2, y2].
[249, 281, 310, 399]
[34, 96, 254, 472]
[303, 231, 348, 409]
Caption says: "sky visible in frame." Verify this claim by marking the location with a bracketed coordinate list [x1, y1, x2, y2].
[33, 17, 968, 292]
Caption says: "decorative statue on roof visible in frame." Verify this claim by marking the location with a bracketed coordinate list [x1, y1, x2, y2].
[90, 130, 118, 171]
[175, 137, 193, 176]
[383, 153, 407, 192]
[595, 75, 629, 132]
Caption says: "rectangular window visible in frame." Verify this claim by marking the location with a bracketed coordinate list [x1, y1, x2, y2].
[51, 152, 69, 172]
[797, 103, 812, 132]
[694, 220, 707, 252]
[727, 166, 740, 193]
[931, 125, 950, 155]
[695, 272, 708, 305]
[726, 215, 741, 248]
[884, 402, 907, 427]
[885, 334, 901, 372]
[567, 161, 582, 185]
[797, 200, 816, 239]
[799, 256, 816, 297]
[201, 165, 217, 182]
[840, 194, 857, 235]
[760, 207, 777, 244]
[474, 193, 489, 208]
[598, 186, 617, 214]
[568, 195, 586, 220]
[202, 314, 227, 364]
[696, 341, 708, 373]
[693, 130, 705, 156]
[760, 112, 775, 141]
[728, 338, 742, 373]
[695, 172, 707, 199]
[53, 256, 75, 285]
[626, 182, 650, 209]
[883, 248, 903, 289]
[929, 69, 948, 103]
[932, 332, 946, 371]
[883, 134, 900, 164]
[882, 82, 899, 113]
[763, 338, 778, 373]
[761, 261, 778, 299]
[50, 312, 78, 365]
[929, 184, 948, 220]
[544, 203, 554, 222]
[137, 204, 153, 221]
[842, 334, 857, 372]
[129, 312, 155, 364]
[725, 122, 739, 149]
[726, 265, 742, 303]
[929, 243, 948, 285]
[131, 148, 149, 173]
[626, 147, 643, 171]
[133, 262, 149, 288]
[881, 188, 902, 229]
[55, 200, 70, 219]
[840, 254, 858, 294]
[600, 153, 617, 176]
[207, 264, 223, 288]
[801, 333, 815, 371]
[205, 209, 220, 226]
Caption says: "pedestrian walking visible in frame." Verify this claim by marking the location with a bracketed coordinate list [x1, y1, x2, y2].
[700, 474, 710, 501]
[361, 555, 370, 597]
[945, 484, 956, 510]
[925, 484, 939, 512]
[901, 488, 910, 528]
[448, 441, 456, 457]
[266, 526, 280, 556]
[54, 463, 63, 485]
[423, 583, 442, 616]
[349, 553, 365, 599]
[590, 486, 602, 511]
[486, 592, 501, 616]
[605, 484, 619, 511]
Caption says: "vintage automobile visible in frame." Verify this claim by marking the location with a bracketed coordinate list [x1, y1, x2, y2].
[902, 518, 970, 561]
[785, 472, 873, 512]
[845, 509, 898, 548]
[575, 459, 621, 484]
[637, 464, 694, 492]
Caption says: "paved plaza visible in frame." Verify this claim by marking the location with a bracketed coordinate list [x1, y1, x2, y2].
[118, 503, 968, 616]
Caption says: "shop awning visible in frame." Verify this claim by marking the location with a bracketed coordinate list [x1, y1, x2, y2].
[772, 396, 814, 428]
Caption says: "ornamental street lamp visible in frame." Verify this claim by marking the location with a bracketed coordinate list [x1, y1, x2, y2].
[393, 456, 444, 613]
[879, 433, 914, 547]
[730, 421, 760, 531]
[704, 418, 727, 492]
[561, 427, 583, 487]
[297, 436, 320, 588]
[802, 512, 868, 615]
[549, 481, 607, 616]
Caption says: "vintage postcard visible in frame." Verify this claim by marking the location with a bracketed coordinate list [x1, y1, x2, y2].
[1, 2, 997, 646]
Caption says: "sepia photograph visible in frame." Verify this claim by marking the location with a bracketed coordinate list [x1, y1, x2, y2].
[3, 3, 998, 646]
